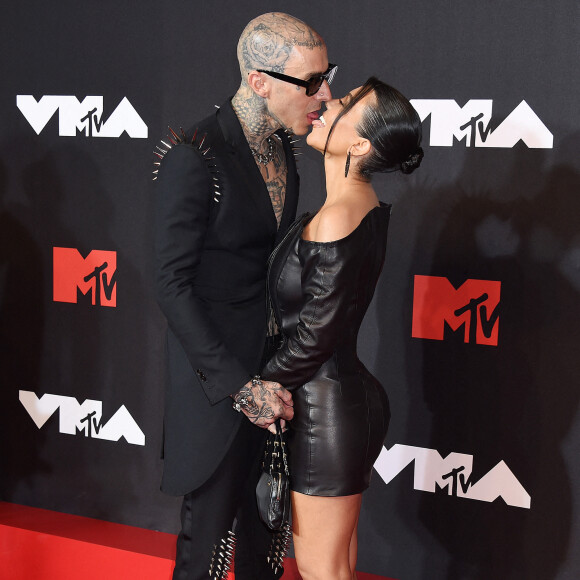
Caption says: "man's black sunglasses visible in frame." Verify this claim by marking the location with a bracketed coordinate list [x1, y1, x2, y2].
[257, 63, 338, 97]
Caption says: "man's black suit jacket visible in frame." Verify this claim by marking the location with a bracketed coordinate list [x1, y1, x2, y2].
[154, 99, 299, 496]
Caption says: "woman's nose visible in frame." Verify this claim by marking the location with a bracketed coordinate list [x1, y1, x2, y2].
[325, 97, 341, 110]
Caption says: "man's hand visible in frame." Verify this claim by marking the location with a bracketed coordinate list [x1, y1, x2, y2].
[232, 377, 293, 428]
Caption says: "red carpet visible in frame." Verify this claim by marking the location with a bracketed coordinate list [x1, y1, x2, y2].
[0, 501, 395, 579]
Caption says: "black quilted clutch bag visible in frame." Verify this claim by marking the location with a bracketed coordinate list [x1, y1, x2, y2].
[256, 420, 290, 531]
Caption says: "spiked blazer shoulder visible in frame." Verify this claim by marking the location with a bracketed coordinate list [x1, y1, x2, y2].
[153, 98, 299, 495]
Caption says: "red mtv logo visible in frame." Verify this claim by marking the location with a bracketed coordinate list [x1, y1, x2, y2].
[53, 248, 117, 307]
[412, 276, 500, 346]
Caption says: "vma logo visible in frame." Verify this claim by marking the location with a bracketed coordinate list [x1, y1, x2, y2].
[410, 99, 553, 148]
[53, 247, 117, 307]
[17, 95, 148, 138]
[375, 444, 530, 509]
[19, 391, 145, 446]
[412, 276, 500, 346]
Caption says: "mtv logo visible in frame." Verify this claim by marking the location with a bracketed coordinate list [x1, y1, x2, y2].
[412, 275, 500, 346]
[16, 95, 148, 138]
[53, 247, 117, 307]
[410, 99, 553, 148]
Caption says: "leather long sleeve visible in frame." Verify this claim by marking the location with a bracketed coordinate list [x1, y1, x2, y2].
[262, 238, 365, 390]
[261, 204, 391, 496]
[155, 143, 249, 404]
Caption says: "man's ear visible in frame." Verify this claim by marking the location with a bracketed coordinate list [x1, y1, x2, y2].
[247, 71, 269, 98]
[350, 138, 371, 158]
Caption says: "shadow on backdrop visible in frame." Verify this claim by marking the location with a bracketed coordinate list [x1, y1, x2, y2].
[0, 151, 50, 499]
[408, 137, 580, 579]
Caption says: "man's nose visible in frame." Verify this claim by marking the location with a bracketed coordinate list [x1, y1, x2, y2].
[315, 80, 332, 101]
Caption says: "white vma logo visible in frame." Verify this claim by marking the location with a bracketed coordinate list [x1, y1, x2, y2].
[16, 95, 148, 138]
[19, 390, 145, 446]
[410, 99, 553, 148]
[375, 444, 530, 509]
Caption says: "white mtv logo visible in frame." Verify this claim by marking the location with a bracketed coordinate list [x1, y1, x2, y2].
[16, 95, 148, 138]
[410, 99, 552, 148]
[19, 390, 145, 446]
[375, 444, 530, 509]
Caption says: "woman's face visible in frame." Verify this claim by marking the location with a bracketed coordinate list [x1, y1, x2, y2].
[306, 86, 372, 155]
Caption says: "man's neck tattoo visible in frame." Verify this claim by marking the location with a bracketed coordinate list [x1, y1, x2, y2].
[232, 88, 281, 152]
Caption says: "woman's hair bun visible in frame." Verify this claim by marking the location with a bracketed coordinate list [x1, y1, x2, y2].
[400, 147, 424, 175]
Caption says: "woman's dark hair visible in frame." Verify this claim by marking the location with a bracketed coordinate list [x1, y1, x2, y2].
[323, 76, 423, 178]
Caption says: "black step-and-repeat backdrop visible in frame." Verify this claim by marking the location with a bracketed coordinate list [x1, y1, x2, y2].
[2, 2, 579, 578]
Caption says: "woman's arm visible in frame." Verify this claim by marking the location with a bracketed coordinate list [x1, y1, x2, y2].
[262, 235, 365, 390]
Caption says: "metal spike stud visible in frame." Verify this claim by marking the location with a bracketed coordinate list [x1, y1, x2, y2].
[168, 127, 181, 142]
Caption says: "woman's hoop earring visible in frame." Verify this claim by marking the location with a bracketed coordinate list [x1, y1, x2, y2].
[344, 152, 351, 178]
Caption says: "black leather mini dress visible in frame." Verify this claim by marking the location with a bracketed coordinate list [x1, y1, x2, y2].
[262, 203, 391, 496]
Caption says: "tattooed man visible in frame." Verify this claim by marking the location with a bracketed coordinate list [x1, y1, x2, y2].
[154, 12, 333, 580]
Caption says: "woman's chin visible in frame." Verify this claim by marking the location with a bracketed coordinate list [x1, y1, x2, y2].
[306, 132, 323, 153]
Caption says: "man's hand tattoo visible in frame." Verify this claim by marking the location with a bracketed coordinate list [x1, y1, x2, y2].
[233, 377, 292, 428]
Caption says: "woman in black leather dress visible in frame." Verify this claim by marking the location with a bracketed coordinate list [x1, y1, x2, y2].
[262, 77, 423, 579]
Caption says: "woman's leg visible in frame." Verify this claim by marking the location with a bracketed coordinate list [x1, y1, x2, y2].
[348, 510, 360, 578]
[291, 491, 362, 580]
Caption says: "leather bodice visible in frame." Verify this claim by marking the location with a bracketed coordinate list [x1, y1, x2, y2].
[262, 203, 391, 390]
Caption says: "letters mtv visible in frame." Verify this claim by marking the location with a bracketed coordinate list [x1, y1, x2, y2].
[412, 276, 500, 346]
[19, 391, 145, 446]
[375, 444, 530, 509]
[16, 95, 147, 138]
[53, 247, 117, 307]
[410, 99, 553, 148]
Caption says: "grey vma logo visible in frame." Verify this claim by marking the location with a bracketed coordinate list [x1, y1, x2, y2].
[20, 390, 145, 446]
[17, 95, 148, 138]
[410, 99, 552, 148]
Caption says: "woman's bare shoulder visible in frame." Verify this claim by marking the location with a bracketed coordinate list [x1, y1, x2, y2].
[303, 200, 379, 243]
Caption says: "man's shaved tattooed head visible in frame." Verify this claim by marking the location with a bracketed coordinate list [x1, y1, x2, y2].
[237, 12, 324, 79]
